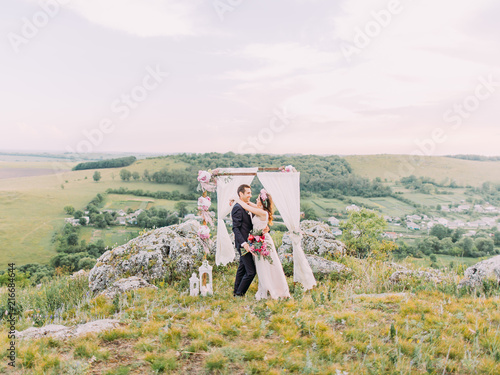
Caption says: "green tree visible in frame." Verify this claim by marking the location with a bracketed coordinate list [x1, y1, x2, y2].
[64, 205, 75, 215]
[94, 214, 107, 229]
[417, 236, 441, 255]
[340, 208, 387, 258]
[93, 171, 102, 182]
[430, 224, 451, 240]
[300, 203, 317, 221]
[451, 228, 464, 243]
[77, 257, 96, 270]
[120, 169, 132, 181]
[458, 237, 475, 257]
[494, 232, 500, 246]
[440, 237, 454, 254]
[74, 210, 84, 219]
[67, 233, 79, 246]
[132, 171, 140, 180]
[175, 201, 189, 218]
[78, 217, 87, 226]
[475, 237, 495, 255]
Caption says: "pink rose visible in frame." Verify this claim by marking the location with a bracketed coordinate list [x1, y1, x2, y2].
[197, 225, 210, 240]
[197, 170, 211, 183]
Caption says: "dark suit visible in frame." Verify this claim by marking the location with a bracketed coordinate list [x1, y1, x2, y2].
[232, 203, 255, 296]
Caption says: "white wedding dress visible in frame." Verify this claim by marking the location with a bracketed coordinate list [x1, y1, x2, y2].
[252, 212, 291, 300]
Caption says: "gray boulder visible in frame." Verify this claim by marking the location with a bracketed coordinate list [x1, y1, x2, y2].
[16, 319, 121, 340]
[100, 276, 158, 299]
[389, 268, 443, 283]
[459, 255, 500, 288]
[280, 253, 349, 274]
[89, 220, 212, 294]
[278, 221, 346, 257]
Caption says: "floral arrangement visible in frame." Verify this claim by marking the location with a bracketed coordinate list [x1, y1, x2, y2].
[198, 196, 212, 210]
[197, 196, 215, 227]
[196, 169, 231, 254]
[197, 168, 232, 192]
[241, 229, 273, 264]
[259, 189, 270, 208]
[197, 225, 212, 254]
[197, 225, 210, 240]
[279, 165, 297, 173]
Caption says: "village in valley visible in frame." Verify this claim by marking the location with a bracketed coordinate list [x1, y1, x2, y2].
[329, 203, 500, 241]
[64, 200, 500, 245]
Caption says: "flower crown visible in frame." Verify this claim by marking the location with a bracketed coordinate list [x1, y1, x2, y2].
[259, 189, 269, 208]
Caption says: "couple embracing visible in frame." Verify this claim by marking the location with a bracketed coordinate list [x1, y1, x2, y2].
[231, 184, 290, 300]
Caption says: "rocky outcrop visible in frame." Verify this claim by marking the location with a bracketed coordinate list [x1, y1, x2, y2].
[458, 255, 500, 288]
[89, 220, 211, 294]
[100, 276, 158, 299]
[280, 253, 349, 274]
[389, 267, 443, 283]
[278, 221, 346, 257]
[16, 319, 122, 340]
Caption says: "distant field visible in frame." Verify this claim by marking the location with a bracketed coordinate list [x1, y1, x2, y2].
[79, 227, 141, 249]
[0, 157, 192, 265]
[406, 254, 484, 268]
[352, 196, 415, 217]
[345, 154, 500, 186]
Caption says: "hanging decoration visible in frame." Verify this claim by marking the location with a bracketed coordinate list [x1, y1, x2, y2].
[196, 169, 231, 255]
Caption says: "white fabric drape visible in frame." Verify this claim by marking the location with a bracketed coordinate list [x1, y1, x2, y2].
[257, 171, 317, 290]
[215, 167, 258, 265]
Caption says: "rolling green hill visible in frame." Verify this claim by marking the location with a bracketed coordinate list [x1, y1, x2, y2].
[1, 154, 499, 266]
[345, 154, 500, 186]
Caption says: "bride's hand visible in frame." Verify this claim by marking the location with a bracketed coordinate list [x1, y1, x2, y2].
[229, 199, 235, 206]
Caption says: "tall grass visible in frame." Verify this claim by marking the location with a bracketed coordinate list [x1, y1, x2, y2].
[2, 259, 500, 374]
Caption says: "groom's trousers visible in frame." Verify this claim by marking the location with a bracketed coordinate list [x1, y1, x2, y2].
[234, 252, 256, 296]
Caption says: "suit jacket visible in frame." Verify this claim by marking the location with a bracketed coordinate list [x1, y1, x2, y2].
[231, 203, 253, 255]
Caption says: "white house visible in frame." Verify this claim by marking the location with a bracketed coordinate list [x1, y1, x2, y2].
[407, 215, 421, 222]
[437, 218, 449, 227]
[382, 232, 398, 240]
[407, 222, 420, 230]
[327, 217, 340, 226]
[346, 204, 360, 212]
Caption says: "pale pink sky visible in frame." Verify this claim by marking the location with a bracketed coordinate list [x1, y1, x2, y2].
[1, 0, 499, 156]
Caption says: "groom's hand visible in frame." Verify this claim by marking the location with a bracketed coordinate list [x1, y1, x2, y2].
[243, 243, 250, 252]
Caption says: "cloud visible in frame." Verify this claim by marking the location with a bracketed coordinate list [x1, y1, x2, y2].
[217, 0, 500, 128]
[47, 0, 204, 37]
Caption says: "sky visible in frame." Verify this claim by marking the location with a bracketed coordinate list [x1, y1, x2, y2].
[1, 0, 499, 156]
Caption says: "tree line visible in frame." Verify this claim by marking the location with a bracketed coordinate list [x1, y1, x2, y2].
[72, 156, 137, 171]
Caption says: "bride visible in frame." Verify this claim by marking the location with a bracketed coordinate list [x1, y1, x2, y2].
[235, 189, 290, 300]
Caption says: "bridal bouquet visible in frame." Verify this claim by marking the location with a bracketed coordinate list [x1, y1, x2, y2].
[241, 229, 273, 264]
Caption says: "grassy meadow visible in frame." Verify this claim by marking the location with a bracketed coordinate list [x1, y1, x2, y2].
[345, 155, 500, 186]
[2, 256, 500, 374]
[0, 158, 192, 265]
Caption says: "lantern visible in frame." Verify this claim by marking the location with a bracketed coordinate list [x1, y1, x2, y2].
[198, 260, 213, 296]
[189, 273, 200, 296]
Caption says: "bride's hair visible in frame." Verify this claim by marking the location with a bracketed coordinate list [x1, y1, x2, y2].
[258, 193, 275, 226]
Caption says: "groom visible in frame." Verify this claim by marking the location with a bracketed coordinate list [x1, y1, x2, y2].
[232, 184, 255, 296]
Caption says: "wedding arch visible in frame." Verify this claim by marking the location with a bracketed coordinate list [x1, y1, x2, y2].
[196, 166, 317, 291]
